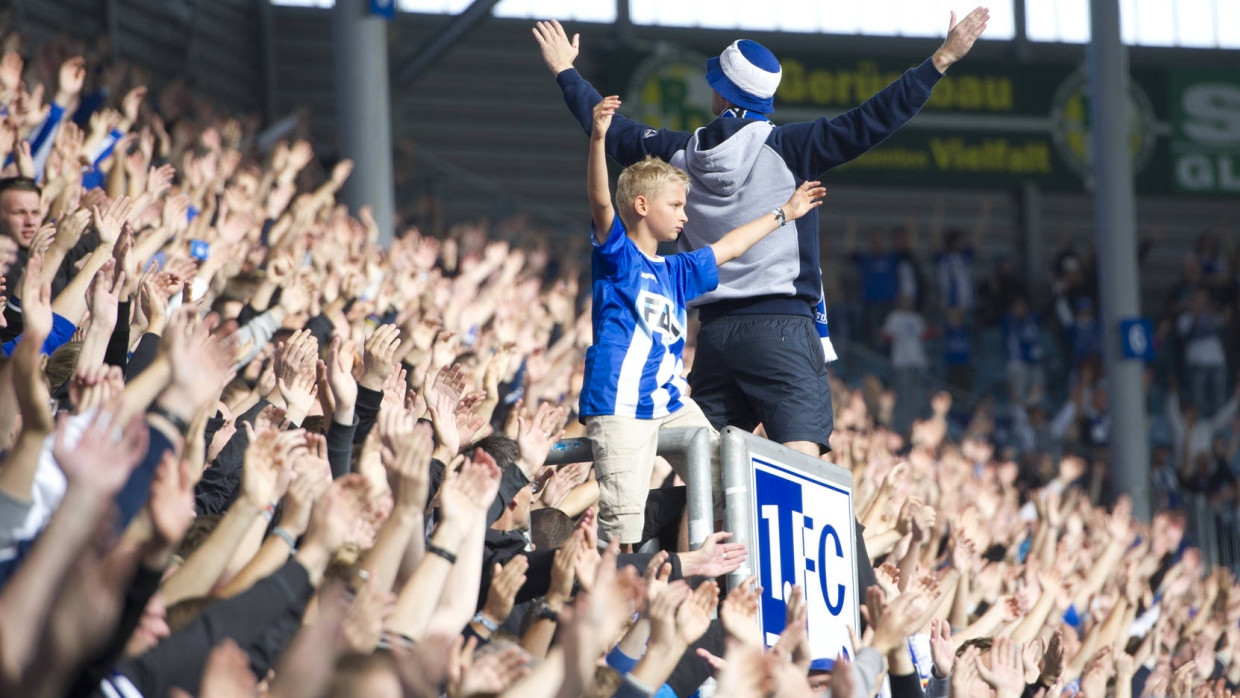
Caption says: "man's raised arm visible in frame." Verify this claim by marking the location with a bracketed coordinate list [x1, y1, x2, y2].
[533, 20, 690, 167]
[772, 6, 989, 179]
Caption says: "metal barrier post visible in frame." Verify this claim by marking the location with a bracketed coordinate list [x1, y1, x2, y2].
[544, 428, 715, 550]
[721, 427, 758, 590]
[544, 438, 594, 467]
[658, 427, 713, 551]
[1192, 494, 1220, 568]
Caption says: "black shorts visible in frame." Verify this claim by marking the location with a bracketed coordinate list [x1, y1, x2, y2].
[688, 314, 834, 450]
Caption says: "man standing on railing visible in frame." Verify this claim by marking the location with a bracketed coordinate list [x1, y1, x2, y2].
[535, 9, 989, 458]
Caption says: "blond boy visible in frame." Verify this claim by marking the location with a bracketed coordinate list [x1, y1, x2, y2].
[580, 95, 824, 545]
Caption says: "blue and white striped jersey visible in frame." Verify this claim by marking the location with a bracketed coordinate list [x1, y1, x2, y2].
[580, 217, 718, 420]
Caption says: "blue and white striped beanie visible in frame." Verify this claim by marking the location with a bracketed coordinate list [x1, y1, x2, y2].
[705, 39, 782, 114]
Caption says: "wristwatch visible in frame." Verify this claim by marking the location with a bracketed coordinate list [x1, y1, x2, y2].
[536, 601, 561, 623]
[771, 207, 787, 227]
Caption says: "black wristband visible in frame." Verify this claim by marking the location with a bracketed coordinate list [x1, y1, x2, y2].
[147, 403, 191, 435]
[536, 601, 561, 623]
[426, 544, 457, 564]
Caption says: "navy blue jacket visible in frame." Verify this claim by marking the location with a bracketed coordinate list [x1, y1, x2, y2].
[555, 59, 943, 318]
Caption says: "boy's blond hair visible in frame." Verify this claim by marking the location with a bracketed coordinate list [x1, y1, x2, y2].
[615, 156, 690, 229]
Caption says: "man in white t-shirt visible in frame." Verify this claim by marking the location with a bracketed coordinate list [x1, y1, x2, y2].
[881, 295, 930, 436]
[1177, 288, 1228, 417]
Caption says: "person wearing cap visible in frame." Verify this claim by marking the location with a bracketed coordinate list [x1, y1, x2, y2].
[535, 9, 989, 459]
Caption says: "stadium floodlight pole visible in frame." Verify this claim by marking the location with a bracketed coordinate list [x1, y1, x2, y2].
[1087, 0, 1150, 521]
[332, 0, 396, 247]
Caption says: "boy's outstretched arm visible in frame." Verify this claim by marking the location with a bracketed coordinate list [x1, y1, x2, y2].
[588, 96, 619, 242]
[710, 181, 826, 266]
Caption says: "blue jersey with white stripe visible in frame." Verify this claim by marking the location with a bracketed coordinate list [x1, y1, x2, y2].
[581, 217, 719, 420]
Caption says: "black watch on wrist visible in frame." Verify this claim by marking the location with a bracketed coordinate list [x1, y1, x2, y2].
[536, 601, 560, 623]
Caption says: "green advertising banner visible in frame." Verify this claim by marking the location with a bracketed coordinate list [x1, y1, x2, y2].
[1169, 69, 1240, 194]
[603, 46, 1233, 196]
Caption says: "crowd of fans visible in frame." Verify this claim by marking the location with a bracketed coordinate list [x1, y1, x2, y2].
[2, 26, 1240, 698]
[841, 208, 1239, 514]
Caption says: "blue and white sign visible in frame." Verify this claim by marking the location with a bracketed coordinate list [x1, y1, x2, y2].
[1119, 317, 1154, 361]
[369, 0, 395, 19]
[751, 454, 858, 670]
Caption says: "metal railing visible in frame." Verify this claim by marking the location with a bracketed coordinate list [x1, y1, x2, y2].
[1188, 493, 1240, 575]
[544, 427, 714, 551]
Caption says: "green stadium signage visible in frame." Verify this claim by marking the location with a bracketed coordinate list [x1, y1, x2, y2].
[610, 46, 1237, 195]
[1169, 69, 1240, 194]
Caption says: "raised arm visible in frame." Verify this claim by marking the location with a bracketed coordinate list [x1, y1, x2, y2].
[773, 7, 988, 179]
[710, 181, 825, 265]
[588, 96, 619, 240]
[533, 20, 690, 167]
[931, 7, 990, 74]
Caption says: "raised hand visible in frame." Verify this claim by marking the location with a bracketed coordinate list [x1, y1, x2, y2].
[146, 164, 175, 198]
[781, 180, 826, 222]
[380, 416, 433, 514]
[91, 195, 134, 247]
[1020, 639, 1043, 685]
[679, 580, 718, 646]
[303, 473, 370, 554]
[909, 499, 937, 543]
[282, 460, 329, 536]
[277, 359, 318, 427]
[161, 308, 235, 408]
[868, 587, 928, 654]
[516, 401, 567, 475]
[933, 6, 990, 73]
[953, 646, 983, 698]
[547, 530, 579, 605]
[772, 585, 811, 673]
[1038, 630, 1063, 685]
[438, 452, 502, 528]
[1079, 646, 1115, 698]
[325, 336, 359, 418]
[121, 85, 147, 127]
[482, 555, 529, 626]
[453, 392, 488, 446]
[532, 20, 580, 75]
[929, 617, 954, 678]
[55, 56, 87, 106]
[573, 508, 602, 591]
[976, 637, 1029, 698]
[647, 582, 691, 648]
[0, 51, 21, 97]
[20, 250, 53, 340]
[70, 364, 124, 415]
[720, 576, 763, 646]
[88, 259, 125, 325]
[147, 453, 197, 547]
[425, 363, 466, 411]
[53, 404, 150, 499]
[360, 323, 401, 391]
[592, 95, 621, 139]
[339, 579, 395, 655]
[240, 423, 301, 508]
[642, 549, 673, 612]
[138, 276, 169, 333]
[535, 461, 590, 510]
[448, 636, 532, 698]
[379, 364, 408, 414]
[329, 159, 353, 190]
